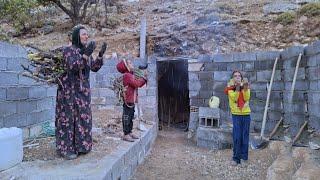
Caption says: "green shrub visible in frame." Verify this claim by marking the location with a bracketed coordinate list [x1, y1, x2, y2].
[299, 2, 320, 17]
[276, 12, 296, 25]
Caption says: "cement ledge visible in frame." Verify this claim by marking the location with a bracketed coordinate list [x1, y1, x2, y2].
[0, 122, 158, 180]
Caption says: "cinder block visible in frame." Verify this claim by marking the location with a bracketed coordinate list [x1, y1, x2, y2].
[284, 68, 306, 81]
[256, 51, 280, 61]
[189, 90, 199, 98]
[214, 71, 231, 81]
[212, 81, 226, 92]
[139, 96, 156, 106]
[198, 54, 213, 62]
[0, 57, 7, 70]
[268, 111, 282, 121]
[6, 87, 29, 100]
[22, 127, 30, 140]
[0, 117, 4, 128]
[0, 88, 6, 101]
[37, 98, 54, 111]
[18, 74, 42, 85]
[284, 81, 309, 91]
[257, 70, 282, 82]
[17, 100, 37, 113]
[280, 46, 305, 60]
[46, 86, 57, 97]
[138, 88, 147, 96]
[309, 80, 320, 91]
[284, 103, 306, 114]
[92, 97, 107, 105]
[283, 113, 306, 127]
[188, 72, 199, 81]
[0, 41, 27, 58]
[307, 54, 320, 67]
[233, 52, 256, 62]
[196, 127, 232, 149]
[3, 113, 27, 128]
[0, 101, 17, 117]
[304, 40, 320, 56]
[146, 87, 156, 96]
[242, 71, 257, 82]
[7, 57, 29, 71]
[188, 63, 204, 72]
[198, 72, 213, 80]
[307, 67, 320, 81]
[251, 82, 268, 91]
[226, 62, 242, 71]
[199, 90, 213, 99]
[309, 104, 320, 118]
[254, 59, 282, 71]
[26, 110, 50, 126]
[213, 54, 233, 62]
[0, 72, 19, 85]
[283, 56, 308, 69]
[242, 62, 255, 71]
[309, 115, 320, 132]
[29, 86, 47, 99]
[188, 80, 201, 91]
[199, 107, 220, 118]
[199, 80, 213, 90]
[308, 92, 320, 104]
[283, 91, 305, 103]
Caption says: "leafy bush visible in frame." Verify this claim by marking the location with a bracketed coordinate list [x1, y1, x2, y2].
[0, 0, 39, 33]
[276, 12, 296, 25]
[299, 2, 320, 17]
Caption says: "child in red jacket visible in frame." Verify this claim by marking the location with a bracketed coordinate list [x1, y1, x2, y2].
[116, 58, 147, 142]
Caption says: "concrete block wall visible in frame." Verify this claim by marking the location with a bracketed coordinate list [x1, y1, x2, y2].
[90, 56, 158, 123]
[188, 40, 320, 134]
[0, 41, 57, 138]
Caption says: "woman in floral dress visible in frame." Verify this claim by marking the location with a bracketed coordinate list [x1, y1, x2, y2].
[55, 25, 107, 160]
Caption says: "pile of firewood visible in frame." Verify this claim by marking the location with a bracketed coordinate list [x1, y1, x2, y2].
[22, 46, 65, 85]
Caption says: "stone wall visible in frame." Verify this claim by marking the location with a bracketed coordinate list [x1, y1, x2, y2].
[0, 41, 56, 138]
[188, 40, 320, 135]
[90, 56, 158, 123]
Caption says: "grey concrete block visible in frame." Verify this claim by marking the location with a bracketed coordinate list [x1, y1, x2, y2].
[284, 81, 309, 91]
[0, 88, 6, 101]
[214, 71, 231, 81]
[283, 91, 305, 103]
[283, 113, 306, 127]
[199, 107, 220, 118]
[188, 72, 199, 81]
[0, 71, 19, 85]
[242, 62, 255, 71]
[257, 70, 282, 82]
[189, 112, 199, 130]
[283, 103, 306, 114]
[226, 62, 242, 71]
[18, 74, 42, 85]
[203, 63, 215, 71]
[17, 100, 37, 113]
[304, 40, 320, 56]
[283, 56, 308, 69]
[0, 101, 16, 117]
[138, 88, 147, 96]
[280, 46, 305, 60]
[198, 72, 213, 80]
[256, 51, 280, 61]
[0, 57, 7, 70]
[212, 81, 226, 92]
[309, 104, 320, 118]
[307, 54, 320, 67]
[3, 113, 27, 128]
[0, 41, 27, 58]
[139, 96, 156, 106]
[233, 52, 256, 62]
[199, 80, 214, 90]
[0, 117, 3, 128]
[188, 80, 201, 91]
[284, 68, 306, 81]
[26, 110, 52, 126]
[268, 111, 282, 121]
[254, 59, 282, 71]
[213, 54, 233, 62]
[7, 57, 29, 71]
[308, 92, 320, 105]
[6, 87, 29, 100]
[196, 127, 232, 149]
[251, 82, 268, 91]
[199, 90, 213, 99]
[309, 115, 320, 132]
[242, 71, 257, 82]
[189, 90, 199, 98]
[309, 80, 320, 91]
[307, 67, 320, 81]
[197, 54, 213, 62]
[188, 63, 204, 72]
[29, 86, 47, 99]
[46, 86, 57, 97]
[37, 98, 54, 111]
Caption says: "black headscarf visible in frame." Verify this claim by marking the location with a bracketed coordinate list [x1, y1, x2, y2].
[71, 25, 86, 50]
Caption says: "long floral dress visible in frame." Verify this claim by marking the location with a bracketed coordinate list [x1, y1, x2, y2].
[55, 45, 103, 156]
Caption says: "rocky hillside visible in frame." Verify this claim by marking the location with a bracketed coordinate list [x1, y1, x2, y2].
[1, 0, 320, 57]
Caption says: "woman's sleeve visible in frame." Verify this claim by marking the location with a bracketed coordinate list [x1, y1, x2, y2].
[243, 89, 251, 101]
[64, 48, 84, 71]
[124, 73, 146, 88]
[228, 90, 240, 102]
[90, 56, 104, 72]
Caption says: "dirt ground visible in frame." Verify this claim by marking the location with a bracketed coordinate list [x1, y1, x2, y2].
[132, 127, 277, 180]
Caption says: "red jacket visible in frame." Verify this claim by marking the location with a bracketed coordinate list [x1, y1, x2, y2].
[116, 60, 146, 104]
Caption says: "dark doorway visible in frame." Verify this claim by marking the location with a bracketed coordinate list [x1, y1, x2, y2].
[157, 59, 190, 130]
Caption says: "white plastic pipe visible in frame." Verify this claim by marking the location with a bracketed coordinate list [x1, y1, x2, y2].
[261, 57, 278, 138]
[290, 53, 302, 103]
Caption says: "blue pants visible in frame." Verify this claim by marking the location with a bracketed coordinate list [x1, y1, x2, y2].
[232, 114, 251, 164]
